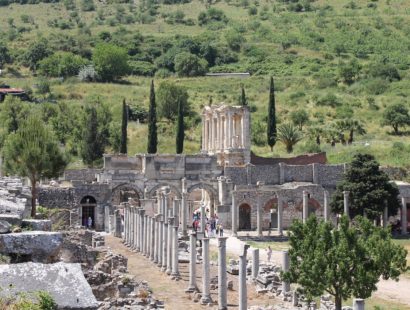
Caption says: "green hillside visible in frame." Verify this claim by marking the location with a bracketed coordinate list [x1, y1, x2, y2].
[1, 0, 410, 169]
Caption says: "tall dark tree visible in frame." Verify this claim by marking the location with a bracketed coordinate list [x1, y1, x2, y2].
[147, 80, 158, 154]
[240, 85, 247, 106]
[81, 106, 103, 165]
[120, 99, 128, 154]
[176, 100, 184, 154]
[267, 77, 277, 151]
[330, 153, 400, 220]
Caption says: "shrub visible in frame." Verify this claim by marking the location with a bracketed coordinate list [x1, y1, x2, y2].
[174, 52, 208, 77]
[368, 62, 401, 82]
[198, 8, 228, 26]
[78, 65, 98, 82]
[92, 43, 130, 81]
[316, 93, 342, 107]
[128, 60, 155, 76]
[39, 52, 88, 77]
[81, 0, 95, 11]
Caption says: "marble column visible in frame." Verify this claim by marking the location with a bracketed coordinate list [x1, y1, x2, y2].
[282, 251, 290, 293]
[324, 190, 330, 222]
[181, 192, 188, 237]
[129, 207, 133, 247]
[256, 193, 262, 237]
[144, 215, 149, 256]
[150, 216, 155, 261]
[200, 238, 212, 305]
[114, 210, 122, 238]
[161, 220, 168, 272]
[164, 192, 169, 222]
[278, 197, 283, 236]
[239, 244, 250, 310]
[186, 232, 198, 292]
[134, 207, 139, 249]
[353, 298, 365, 310]
[231, 192, 237, 236]
[173, 199, 180, 227]
[166, 217, 174, 275]
[343, 191, 350, 219]
[302, 191, 308, 223]
[202, 115, 206, 150]
[154, 215, 159, 264]
[218, 237, 228, 310]
[124, 205, 129, 244]
[139, 209, 145, 254]
[158, 219, 164, 267]
[402, 197, 407, 235]
[227, 112, 232, 149]
[200, 203, 206, 234]
[171, 225, 180, 279]
[240, 114, 244, 148]
[252, 248, 259, 280]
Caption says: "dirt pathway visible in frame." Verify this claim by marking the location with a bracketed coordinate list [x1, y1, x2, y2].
[105, 235, 279, 310]
[374, 276, 410, 306]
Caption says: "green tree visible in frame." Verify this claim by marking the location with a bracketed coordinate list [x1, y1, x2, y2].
[0, 96, 30, 138]
[239, 85, 247, 106]
[307, 125, 323, 145]
[157, 81, 190, 121]
[283, 216, 408, 310]
[2, 115, 67, 217]
[267, 77, 277, 151]
[335, 119, 366, 144]
[39, 52, 87, 77]
[330, 153, 400, 219]
[176, 100, 184, 154]
[147, 80, 157, 154]
[24, 38, 51, 72]
[382, 103, 410, 134]
[81, 106, 103, 165]
[174, 52, 208, 77]
[338, 59, 361, 85]
[290, 109, 309, 130]
[277, 123, 302, 153]
[0, 42, 11, 67]
[120, 99, 128, 154]
[92, 43, 130, 82]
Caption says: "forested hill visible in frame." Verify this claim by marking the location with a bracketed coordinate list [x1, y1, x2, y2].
[1, 0, 410, 170]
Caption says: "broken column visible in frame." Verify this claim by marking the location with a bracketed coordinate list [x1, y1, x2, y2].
[161, 218, 168, 272]
[278, 197, 283, 236]
[181, 192, 188, 238]
[231, 191, 237, 236]
[282, 251, 290, 293]
[171, 224, 180, 279]
[200, 203, 206, 234]
[166, 216, 174, 275]
[402, 197, 407, 235]
[343, 191, 350, 219]
[200, 238, 212, 305]
[302, 191, 308, 223]
[114, 210, 121, 238]
[218, 237, 228, 310]
[186, 232, 198, 292]
[251, 248, 259, 280]
[353, 298, 365, 310]
[239, 244, 250, 310]
[324, 190, 330, 222]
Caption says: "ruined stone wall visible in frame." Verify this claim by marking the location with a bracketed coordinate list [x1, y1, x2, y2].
[315, 164, 345, 188]
[64, 169, 101, 182]
[284, 164, 313, 183]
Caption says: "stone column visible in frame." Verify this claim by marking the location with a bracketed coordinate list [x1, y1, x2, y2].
[161, 220, 168, 272]
[129, 207, 133, 247]
[144, 215, 149, 256]
[134, 207, 139, 249]
[218, 237, 228, 310]
[139, 209, 145, 254]
[186, 232, 198, 292]
[158, 218, 164, 267]
[251, 248, 259, 280]
[166, 217, 174, 275]
[343, 191, 350, 219]
[278, 197, 283, 236]
[115, 210, 122, 238]
[164, 192, 169, 222]
[239, 244, 250, 310]
[353, 298, 365, 310]
[324, 190, 330, 222]
[302, 191, 308, 223]
[181, 192, 188, 238]
[240, 114, 245, 148]
[124, 205, 129, 244]
[227, 112, 232, 149]
[150, 216, 155, 261]
[171, 225, 180, 279]
[383, 202, 388, 229]
[231, 191, 237, 236]
[256, 193, 262, 237]
[282, 251, 290, 293]
[201, 115, 205, 151]
[154, 215, 159, 263]
[173, 199, 180, 227]
[402, 197, 407, 235]
[200, 238, 212, 305]
[200, 203, 206, 234]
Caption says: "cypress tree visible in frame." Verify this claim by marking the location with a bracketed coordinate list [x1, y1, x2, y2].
[147, 80, 158, 154]
[120, 99, 128, 154]
[240, 85, 247, 106]
[176, 100, 184, 154]
[267, 76, 277, 151]
[81, 106, 103, 165]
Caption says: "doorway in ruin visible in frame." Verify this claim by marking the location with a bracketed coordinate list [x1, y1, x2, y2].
[81, 196, 96, 228]
[264, 198, 278, 229]
[187, 184, 217, 225]
[239, 203, 251, 230]
[112, 185, 141, 206]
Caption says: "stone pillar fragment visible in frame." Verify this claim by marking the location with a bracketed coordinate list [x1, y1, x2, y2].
[302, 191, 309, 223]
[231, 192, 237, 236]
[181, 192, 188, 237]
[239, 244, 249, 310]
[171, 225, 180, 279]
[162, 221, 168, 272]
[218, 237, 227, 310]
[251, 248, 259, 280]
[343, 191, 350, 219]
[353, 298, 365, 310]
[139, 209, 145, 254]
[200, 238, 212, 305]
[114, 210, 122, 238]
[324, 190, 330, 222]
[144, 215, 149, 256]
[282, 251, 290, 293]
[278, 197, 283, 236]
[256, 194, 262, 237]
[200, 204, 206, 234]
[173, 199, 180, 227]
[124, 206, 129, 244]
[158, 219, 164, 266]
[186, 232, 198, 292]
[383, 204, 388, 229]
[166, 217, 174, 275]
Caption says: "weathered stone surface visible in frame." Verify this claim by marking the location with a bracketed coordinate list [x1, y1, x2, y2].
[0, 213, 22, 226]
[0, 262, 99, 310]
[0, 231, 63, 262]
[22, 219, 52, 231]
[0, 220, 11, 233]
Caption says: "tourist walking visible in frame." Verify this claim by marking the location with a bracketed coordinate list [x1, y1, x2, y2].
[218, 224, 224, 236]
[87, 216, 93, 229]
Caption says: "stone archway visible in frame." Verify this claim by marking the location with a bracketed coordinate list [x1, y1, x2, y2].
[187, 183, 218, 219]
[80, 195, 96, 228]
[239, 203, 251, 230]
[147, 184, 181, 200]
[112, 184, 142, 206]
[264, 197, 278, 229]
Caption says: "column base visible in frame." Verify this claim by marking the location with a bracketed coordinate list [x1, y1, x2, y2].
[200, 296, 213, 305]
[185, 286, 198, 293]
[218, 307, 228, 310]
[171, 272, 180, 280]
[157, 262, 162, 267]
[161, 266, 167, 272]
[166, 268, 172, 275]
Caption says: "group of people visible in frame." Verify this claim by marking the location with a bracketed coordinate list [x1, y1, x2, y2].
[192, 210, 224, 237]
